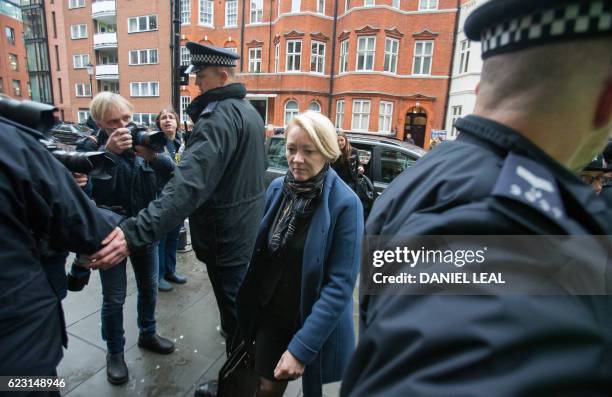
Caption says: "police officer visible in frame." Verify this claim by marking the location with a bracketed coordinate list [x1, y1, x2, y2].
[341, 0, 612, 395]
[91, 43, 266, 364]
[0, 111, 125, 395]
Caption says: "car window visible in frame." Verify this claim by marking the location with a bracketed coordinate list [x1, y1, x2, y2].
[380, 149, 416, 183]
[267, 138, 288, 169]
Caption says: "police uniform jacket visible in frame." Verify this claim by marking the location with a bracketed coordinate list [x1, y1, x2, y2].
[0, 118, 119, 375]
[120, 83, 266, 267]
[341, 115, 612, 396]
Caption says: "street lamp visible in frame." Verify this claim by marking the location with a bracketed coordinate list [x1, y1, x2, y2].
[86, 63, 94, 97]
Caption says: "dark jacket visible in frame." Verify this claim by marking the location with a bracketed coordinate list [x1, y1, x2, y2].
[0, 117, 119, 375]
[238, 169, 364, 397]
[120, 83, 267, 267]
[341, 115, 612, 396]
[89, 129, 175, 217]
[332, 148, 359, 190]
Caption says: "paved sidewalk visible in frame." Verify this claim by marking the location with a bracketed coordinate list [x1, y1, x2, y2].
[57, 245, 343, 397]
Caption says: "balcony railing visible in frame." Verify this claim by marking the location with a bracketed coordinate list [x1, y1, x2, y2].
[93, 32, 117, 49]
[91, 1, 116, 20]
[95, 64, 119, 80]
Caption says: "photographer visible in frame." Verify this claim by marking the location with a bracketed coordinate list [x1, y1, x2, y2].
[0, 112, 125, 391]
[86, 92, 176, 385]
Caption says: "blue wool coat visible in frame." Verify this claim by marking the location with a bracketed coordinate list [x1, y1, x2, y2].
[237, 168, 364, 397]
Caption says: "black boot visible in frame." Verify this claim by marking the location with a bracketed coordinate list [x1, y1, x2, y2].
[138, 334, 175, 354]
[106, 352, 129, 385]
[194, 380, 218, 397]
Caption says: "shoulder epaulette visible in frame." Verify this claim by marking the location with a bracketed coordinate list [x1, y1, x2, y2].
[199, 101, 219, 118]
[492, 152, 566, 221]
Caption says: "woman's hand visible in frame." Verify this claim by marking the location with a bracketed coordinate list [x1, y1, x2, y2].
[273, 350, 305, 380]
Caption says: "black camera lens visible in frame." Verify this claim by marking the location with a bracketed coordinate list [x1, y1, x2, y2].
[126, 123, 166, 152]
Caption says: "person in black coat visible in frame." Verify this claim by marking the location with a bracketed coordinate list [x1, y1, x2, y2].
[341, 1, 612, 396]
[331, 131, 359, 190]
[0, 114, 124, 393]
[91, 43, 267, 373]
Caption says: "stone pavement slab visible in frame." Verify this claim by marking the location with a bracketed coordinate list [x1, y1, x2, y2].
[58, 245, 342, 397]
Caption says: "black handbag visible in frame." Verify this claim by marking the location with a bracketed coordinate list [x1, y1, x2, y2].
[218, 340, 259, 397]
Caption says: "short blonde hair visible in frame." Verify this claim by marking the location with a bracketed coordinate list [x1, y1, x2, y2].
[89, 92, 133, 123]
[286, 111, 341, 162]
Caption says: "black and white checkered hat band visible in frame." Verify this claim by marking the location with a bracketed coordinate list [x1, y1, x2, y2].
[480, 1, 612, 58]
[190, 53, 237, 67]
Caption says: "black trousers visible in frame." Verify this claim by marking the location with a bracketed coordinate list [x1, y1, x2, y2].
[205, 263, 247, 352]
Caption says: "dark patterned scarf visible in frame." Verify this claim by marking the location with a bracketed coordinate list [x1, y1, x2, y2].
[268, 163, 329, 255]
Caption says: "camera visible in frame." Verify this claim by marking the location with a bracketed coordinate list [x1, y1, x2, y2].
[0, 95, 115, 179]
[126, 123, 166, 153]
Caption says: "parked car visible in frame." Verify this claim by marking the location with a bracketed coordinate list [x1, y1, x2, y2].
[264, 133, 426, 197]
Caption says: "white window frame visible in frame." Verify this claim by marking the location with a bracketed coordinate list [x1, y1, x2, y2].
[181, 0, 191, 24]
[384, 37, 399, 73]
[70, 24, 87, 39]
[308, 101, 321, 112]
[68, 0, 85, 9]
[291, 0, 300, 13]
[412, 40, 433, 75]
[339, 40, 348, 73]
[418, 0, 437, 10]
[335, 100, 344, 128]
[132, 113, 157, 126]
[284, 100, 299, 125]
[73, 54, 89, 69]
[225, 0, 238, 27]
[364, 0, 374, 6]
[250, 0, 263, 23]
[458, 39, 470, 74]
[274, 43, 280, 73]
[451, 105, 462, 137]
[316, 0, 324, 14]
[310, 41, 325, 74]
[286, 40, 301, 72]
[356, 36, 375, 72]
[392, 0, 399, 8]
[129, 49, 159, 65]
[180, 45, 190, 66]
[130, 81, 160, 97]
[351, 99, 370, 132]
[180, 96, 191, 123]
[248, 48, 262, 73]
[75, 83, 91, 97]
[77, 110, 90, 123]
[378, 101, 393, 133]
[198, 0, 214, 27]
[127, 15, 158, 33]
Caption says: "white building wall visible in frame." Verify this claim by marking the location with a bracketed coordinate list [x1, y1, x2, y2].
[445, 0, 484, 140]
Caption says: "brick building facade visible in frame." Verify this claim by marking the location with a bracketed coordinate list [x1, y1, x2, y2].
[0, 0, 29, 100]
[43, 0, 173, 123]
[179, 0, 458, 148]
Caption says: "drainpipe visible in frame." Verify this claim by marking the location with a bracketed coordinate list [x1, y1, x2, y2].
[327, 0, 339, 117]
[442, 0, 461, 134]
[268, 0, 273, 71]
[240, 0, 246, 72]
[172, 0, 181, 113]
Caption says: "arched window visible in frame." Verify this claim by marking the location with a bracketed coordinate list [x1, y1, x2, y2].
[308, 101, 321, 112]
[284, 100, 299, 125]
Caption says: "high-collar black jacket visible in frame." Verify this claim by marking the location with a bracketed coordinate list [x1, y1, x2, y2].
[342, 115, 612, 396]
[121, 83, 267, 267]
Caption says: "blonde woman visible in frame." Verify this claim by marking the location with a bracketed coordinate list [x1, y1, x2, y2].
[235, 111, 364, 397]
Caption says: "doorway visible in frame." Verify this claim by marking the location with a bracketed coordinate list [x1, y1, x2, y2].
[404, 106, 427, 148]
[248, 99, 267, 124]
